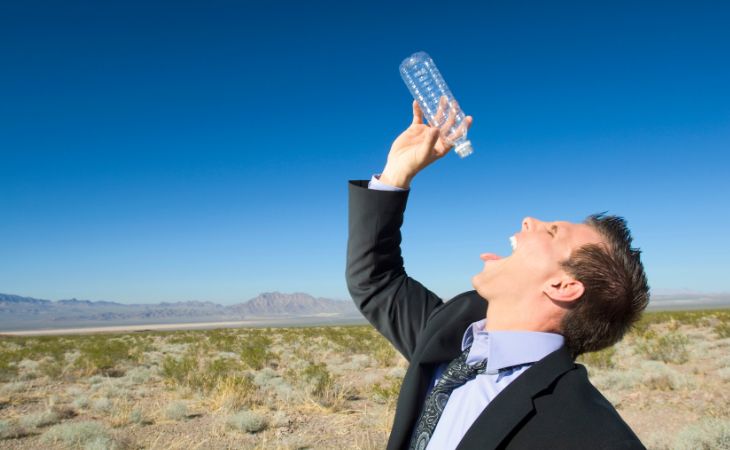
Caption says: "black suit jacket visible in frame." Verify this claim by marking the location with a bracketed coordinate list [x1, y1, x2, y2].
[345, 180, 644, 450]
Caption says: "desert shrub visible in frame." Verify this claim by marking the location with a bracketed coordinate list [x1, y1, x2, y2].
[39, 357, 65, 379]
[270, 411, 289, 428]
[73, 396, 90, 409]
[124, 367, 152, 385]
[161, 350, 250, 394]
[19, 410, 61, 429]
[320, 326, 388, 356]
[88, 375, 105, 385]
[161, 354, 197, 386]
[373, 343, 396, 367]
[371, 376, 402, 404]
[639, 361, 691, 391]
[166, 331, 199, 345]
[302, 362, 332, 397]
[210, 374, 257, 411]
[12, 336, 72, 363]
[92, 397, 113, 413]
[129, 408, 149, 425]
[75, 337, 134, 376]
[164, 401, 188, 421]
[41, 420, 111, 447]
[591, 369, 642, 391]
[674, 417, 730, 449]
[84, 435, 118, 450]
[578, 346, 616, 369]
[208, 329, 239, 352]
[226, 411, 268, 433]
[0, 381, 27, 395]
[634, 329, 689, 364]
[239, 333, 277, 370]
[252, 368, 294, 401]
[717, 367, 730, 382]
[0, 419, 29, 439]
[0, 353, 18, 381]
[204, 358, 242, 387]
[716, 322, 730, 339]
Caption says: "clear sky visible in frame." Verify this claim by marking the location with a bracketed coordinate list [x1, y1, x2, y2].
[1, 1, 729, 304]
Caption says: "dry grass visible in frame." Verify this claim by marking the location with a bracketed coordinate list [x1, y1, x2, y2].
[0, 310, 729, 448]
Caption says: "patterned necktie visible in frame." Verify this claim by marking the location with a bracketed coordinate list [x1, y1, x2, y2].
[409, 346, 488, 450]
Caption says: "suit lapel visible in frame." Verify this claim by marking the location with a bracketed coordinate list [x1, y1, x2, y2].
[387, 292, 487, 450]
[455, 346, 576, 450]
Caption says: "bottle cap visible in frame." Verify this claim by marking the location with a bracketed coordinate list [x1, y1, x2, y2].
[454, 141, 474, 158]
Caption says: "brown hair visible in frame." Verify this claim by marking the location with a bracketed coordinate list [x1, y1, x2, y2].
[559, 213, 649, 356]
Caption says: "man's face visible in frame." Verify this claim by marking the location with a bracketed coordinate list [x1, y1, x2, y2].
[471, 217, 605, 301]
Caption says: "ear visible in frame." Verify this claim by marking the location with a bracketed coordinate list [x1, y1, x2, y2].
[544, 274, 585, 303]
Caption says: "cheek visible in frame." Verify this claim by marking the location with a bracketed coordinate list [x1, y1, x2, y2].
[515, 247, 560, 278]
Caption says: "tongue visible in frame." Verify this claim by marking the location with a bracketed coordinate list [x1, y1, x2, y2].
[480, 253, 502, 261]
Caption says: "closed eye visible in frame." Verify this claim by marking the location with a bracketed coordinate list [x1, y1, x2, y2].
[548, 225, 558, 237]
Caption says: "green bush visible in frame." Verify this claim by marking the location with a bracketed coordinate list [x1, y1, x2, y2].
[372, 376, 402, 404]
[302, 362, 332, 397]
[161, 354, 198, 386]
[634, 329, 689, 364]
[75, 337, 134, 375]
[239, 333, 277, 370]
[0, 353, 18, 382]
[715, 322, 730, 339]
[578, 346, 616, 369]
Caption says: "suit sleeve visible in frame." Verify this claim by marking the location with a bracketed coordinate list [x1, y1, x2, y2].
[346, 180, 443, 361]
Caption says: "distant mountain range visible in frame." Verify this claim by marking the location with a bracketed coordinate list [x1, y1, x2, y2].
[0, 292, 360, 331]
[2, 290, 728, 333]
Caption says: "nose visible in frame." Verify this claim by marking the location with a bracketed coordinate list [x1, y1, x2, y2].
[522, 217, 545, 232]
[522, 217, 535, 231]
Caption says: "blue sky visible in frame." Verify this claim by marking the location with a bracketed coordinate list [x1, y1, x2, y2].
[1, 1, 729, 304]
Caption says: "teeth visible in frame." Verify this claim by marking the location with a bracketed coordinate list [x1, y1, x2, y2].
[509, 236, 517, 251]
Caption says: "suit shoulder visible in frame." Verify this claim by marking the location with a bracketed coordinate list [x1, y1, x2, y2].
[549, 365, 641, 441]
[425, 291, 486, 325]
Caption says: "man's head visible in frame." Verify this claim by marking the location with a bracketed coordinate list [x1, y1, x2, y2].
[471, 213, 649, 356]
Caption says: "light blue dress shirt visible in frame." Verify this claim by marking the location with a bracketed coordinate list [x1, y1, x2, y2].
[367, 176, 566, 449]
[425, 319, 564, 450]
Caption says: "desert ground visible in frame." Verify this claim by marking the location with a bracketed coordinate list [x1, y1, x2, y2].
[1, 309, 729, 449]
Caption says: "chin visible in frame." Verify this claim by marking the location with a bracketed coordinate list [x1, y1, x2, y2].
[471, 275, 489, 298]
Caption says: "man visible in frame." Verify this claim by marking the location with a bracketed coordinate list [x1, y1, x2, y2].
[346, 98, 649, 449]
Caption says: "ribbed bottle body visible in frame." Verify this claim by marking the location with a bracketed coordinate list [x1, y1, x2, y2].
[399, 51, 473, 157]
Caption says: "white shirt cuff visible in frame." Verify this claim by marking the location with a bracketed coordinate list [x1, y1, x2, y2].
[368, 174, 408, 191]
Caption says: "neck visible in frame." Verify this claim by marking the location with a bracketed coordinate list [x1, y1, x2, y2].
[484, 299, 560, 333]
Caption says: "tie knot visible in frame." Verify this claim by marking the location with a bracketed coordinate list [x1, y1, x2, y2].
[434, 346, 487, 390]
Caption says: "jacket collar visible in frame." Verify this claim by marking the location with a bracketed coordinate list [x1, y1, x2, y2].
[461, 318, 565, 375]
[386, 293, 576, 450]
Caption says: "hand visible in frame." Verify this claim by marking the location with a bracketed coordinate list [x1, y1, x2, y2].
[379, 96, 473, 189]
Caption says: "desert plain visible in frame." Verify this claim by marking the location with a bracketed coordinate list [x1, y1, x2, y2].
[1, 309, 729, 449]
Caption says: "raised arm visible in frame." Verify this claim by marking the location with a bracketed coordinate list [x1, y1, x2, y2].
[346, 98, 473, 360]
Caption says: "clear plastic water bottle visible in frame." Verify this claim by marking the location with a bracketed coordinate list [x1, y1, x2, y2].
[399, 51, 474, 158]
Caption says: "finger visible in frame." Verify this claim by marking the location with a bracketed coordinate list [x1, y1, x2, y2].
[444, 103, 457, 131]
[465, 116, 473, 129]
[421, 127, 440, 156]
[412, 100, 424, 125]
[437, 105, 459, 147]
[433, 96, 447, 126]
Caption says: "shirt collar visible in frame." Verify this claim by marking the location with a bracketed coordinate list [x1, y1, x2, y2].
[461, 318, 565, 375]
